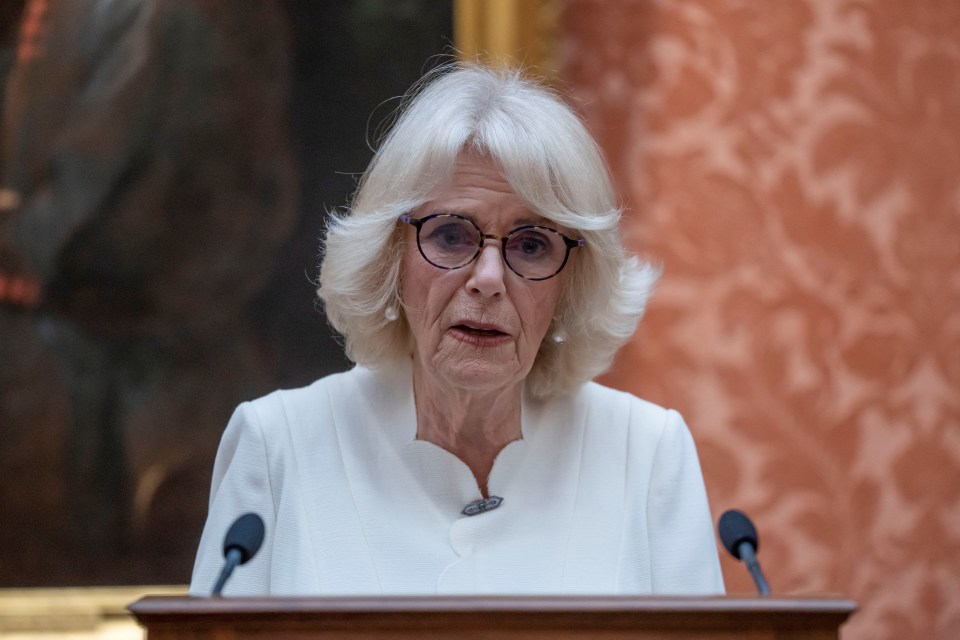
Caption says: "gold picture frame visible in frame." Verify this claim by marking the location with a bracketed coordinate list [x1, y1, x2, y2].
[454, 0, 558, 77]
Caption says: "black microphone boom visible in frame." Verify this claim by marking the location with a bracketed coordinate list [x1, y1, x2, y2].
[718, 509, 771, 596]
[211, 513, 265, 596]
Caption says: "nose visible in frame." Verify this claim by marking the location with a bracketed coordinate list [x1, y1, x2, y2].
[466, 242, 506, 298]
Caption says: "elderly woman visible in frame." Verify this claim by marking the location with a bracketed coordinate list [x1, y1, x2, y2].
[190, 64, 724, 595]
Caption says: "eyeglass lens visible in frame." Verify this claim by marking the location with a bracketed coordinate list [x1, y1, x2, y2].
[416, 214, 572, 280]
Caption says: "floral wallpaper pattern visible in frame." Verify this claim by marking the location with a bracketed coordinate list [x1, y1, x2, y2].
[561, 1, 960, 638]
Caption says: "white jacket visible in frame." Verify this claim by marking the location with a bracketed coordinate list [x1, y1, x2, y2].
[190, 360, 724, 596]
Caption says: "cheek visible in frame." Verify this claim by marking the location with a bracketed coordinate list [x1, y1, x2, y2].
[401, 252, 450, 328]
[400, 241, 429, 303]
[517, 281, 564, 339]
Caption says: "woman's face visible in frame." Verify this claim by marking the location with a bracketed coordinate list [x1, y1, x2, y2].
[401, 152, 566, 394]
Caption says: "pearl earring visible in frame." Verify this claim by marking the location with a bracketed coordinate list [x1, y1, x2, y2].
[384, 305, 399, 322]
[551, 327, 567, 344]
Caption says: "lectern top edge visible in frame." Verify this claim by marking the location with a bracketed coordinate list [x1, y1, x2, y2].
[130, 593, 857, 616]
[129, 595, 856, 639]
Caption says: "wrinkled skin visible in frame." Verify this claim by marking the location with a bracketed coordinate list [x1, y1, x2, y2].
[400, 152, 567, 493]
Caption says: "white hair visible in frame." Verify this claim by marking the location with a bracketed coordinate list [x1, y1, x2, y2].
[318, 63, 659, 398]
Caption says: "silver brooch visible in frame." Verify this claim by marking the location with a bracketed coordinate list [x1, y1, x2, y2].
[461, 496, 504, 516]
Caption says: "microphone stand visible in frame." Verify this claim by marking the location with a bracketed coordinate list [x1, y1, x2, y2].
[212, 548, 243, 596]
[737, 541, 771, 596]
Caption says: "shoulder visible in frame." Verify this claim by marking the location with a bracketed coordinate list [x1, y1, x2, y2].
[237, 365, 370, 433]
[578, 380, 683, 435]
[206, 366, 380, 514]
[573, 381, 699, 467]
[578, 380, 669, 417]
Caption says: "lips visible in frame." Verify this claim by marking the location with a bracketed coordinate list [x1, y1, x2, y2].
[448, 319, 512, 343]
[453, 322, 508, 337]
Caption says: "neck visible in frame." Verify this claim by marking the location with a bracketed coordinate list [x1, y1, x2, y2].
[412, 360, 523, 498]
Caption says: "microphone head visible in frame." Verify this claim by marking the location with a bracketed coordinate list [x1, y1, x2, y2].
[718, 509, 759, 560]
[222, 513, 265, 564]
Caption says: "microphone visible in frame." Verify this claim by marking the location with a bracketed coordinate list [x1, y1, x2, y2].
[211, 513, 265, 596]
[718, 509, 771, 596]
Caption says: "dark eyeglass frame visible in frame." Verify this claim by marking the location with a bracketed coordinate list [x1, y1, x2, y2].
[400, 212, 584, 281]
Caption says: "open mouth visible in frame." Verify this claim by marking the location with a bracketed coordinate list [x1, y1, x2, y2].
[453, 324, 507, 338]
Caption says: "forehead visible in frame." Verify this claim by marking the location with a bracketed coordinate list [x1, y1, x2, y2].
[417, 153, 551, 228]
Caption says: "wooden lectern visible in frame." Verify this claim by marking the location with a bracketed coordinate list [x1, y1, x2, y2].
[130, 595, 856, 639]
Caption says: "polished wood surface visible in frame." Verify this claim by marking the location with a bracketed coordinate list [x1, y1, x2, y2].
[130, 595, 856, 640]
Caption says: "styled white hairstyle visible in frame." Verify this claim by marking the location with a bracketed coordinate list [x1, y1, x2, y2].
[318, 63, 658, 398]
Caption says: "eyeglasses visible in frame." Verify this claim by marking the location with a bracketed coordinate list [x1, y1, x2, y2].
[400, 213, 584, 281]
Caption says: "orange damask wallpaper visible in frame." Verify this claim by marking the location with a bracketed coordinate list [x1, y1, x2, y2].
[561, 1, 960, 638]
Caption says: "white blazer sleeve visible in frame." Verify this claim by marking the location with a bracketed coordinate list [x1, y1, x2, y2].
[189, 402, 276, 595]
[646, 410, 725, 594]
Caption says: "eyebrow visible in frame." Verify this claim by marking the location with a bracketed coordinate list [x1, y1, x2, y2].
[431, 209, 552, 228]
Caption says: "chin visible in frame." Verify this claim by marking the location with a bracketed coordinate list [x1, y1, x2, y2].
[436, 358, 525, 393]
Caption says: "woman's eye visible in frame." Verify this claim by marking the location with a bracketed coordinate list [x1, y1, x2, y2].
[428, 223, 470, 246]
[509, 231, 551, 258]
[520, 237, 547, 255]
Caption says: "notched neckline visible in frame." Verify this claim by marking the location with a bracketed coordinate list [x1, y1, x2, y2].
[366, 358, 541, 509]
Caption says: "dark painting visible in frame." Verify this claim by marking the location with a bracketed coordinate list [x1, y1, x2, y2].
[0, 0, 452, 587]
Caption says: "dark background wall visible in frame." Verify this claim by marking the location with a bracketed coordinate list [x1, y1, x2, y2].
[259, 0, 455, 391]
[0, 0, 451, 587]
